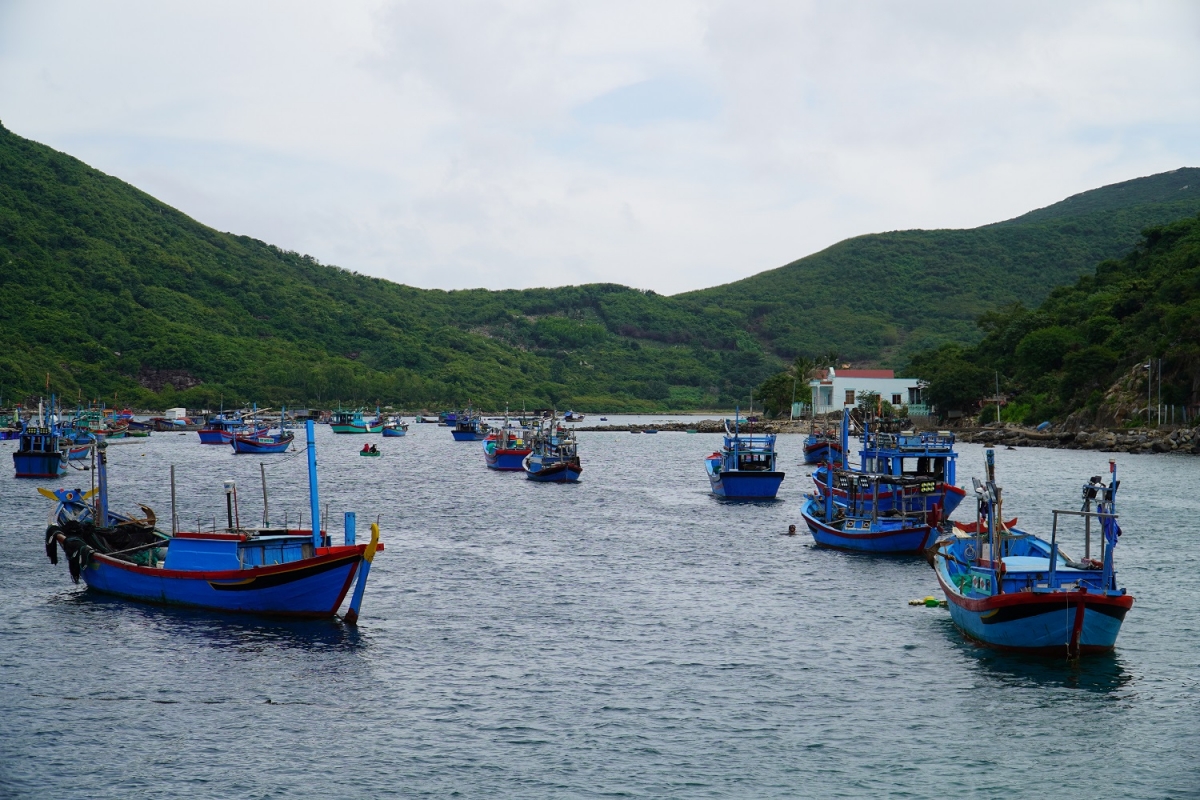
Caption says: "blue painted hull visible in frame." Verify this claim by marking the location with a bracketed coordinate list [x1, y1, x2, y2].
[800, 496, 936, 554]
[381, 427, 406, 437]
[197, 429, 231, 444]
[523, 455, 582, 482]
[803, 440, 840, 464]
[485, 450, 529, 470]
[79, 549, 364, 617]
[14, 451, 66, 478]
[231, 436, 293, 454]
[451, 430, 486, 441]
[705, 458, 783, 499]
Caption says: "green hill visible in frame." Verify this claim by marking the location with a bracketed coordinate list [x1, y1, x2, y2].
[0, 122, 770, 411]
[908, 212, 1200, 424]
[678, 169, 1200, 364]
[1, 118, 1198, 412]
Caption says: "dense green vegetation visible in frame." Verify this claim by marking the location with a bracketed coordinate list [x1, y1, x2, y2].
[0, 122, 773, 411]
[681, 169, 1200, 365]
[908, 214, 1200, 424]
[1, 119, 1197, 413]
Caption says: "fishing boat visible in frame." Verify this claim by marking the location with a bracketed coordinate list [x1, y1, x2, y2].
[522, 417, 582, 482]
[929, 450, 1133, 656]
[438, 411, 457, 427]
[330, 408, 383, 434]
[483, 416, 533, 470]
[563, 410, 585, 422]
[231, 429, 294, 454]
[42, 423, 382, 621]
[800, 468, 940, 553]
[813, 411, 964, 517]
[381, 417, 408, 437]
[451, 410, 489, 441]
[14, 425, 67, 478]
[358, 444, 382, 457]
[704, 413, 784, 499]
[644, 428, 659, 434]
[197, 412, 255, 444]
[803, 425, 842, 464]
[0, 406, 23, 440]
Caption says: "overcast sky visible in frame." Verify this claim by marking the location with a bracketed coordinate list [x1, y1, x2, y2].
[2, 1, 1198, 294]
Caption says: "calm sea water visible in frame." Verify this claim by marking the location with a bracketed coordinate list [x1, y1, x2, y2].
[1, 419, 1198, 799]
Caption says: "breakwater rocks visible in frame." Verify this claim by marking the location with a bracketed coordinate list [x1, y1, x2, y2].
[958, 423, 1200, 454]
[574, 419, 804, 434]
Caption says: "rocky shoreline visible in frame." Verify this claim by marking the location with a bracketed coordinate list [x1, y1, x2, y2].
[955, 423, 1200, 454]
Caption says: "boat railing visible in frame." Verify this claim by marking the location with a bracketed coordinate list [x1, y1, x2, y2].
[868, 431, 955, 452]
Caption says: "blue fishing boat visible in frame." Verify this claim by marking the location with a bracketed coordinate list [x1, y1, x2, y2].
[704, 412, 784, 499]
[930, 451, 1133, 656]
[198, 411, 266, 444]
[381, 417, 408, 437]
[523, 417, 582, 482]
[43, 423, 382, 621]
[438, 411, 458, 427]
[15, 426, 67, 478]
[803, 425, 842, 464]
[564, 410, 585, 422]
[800, 469, 940, 554]
[813, 411, 964, 517]
[231, 429, 294, 454]
[451, 410, 489, 441]
[483, 416, 532, 470]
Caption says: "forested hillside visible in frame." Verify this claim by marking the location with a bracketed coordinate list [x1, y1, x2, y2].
[679, 169, 1200, 364]
[909, 213, 1200, 424]
[1, 119, 1197, 412]
[0, 122, 770, 411]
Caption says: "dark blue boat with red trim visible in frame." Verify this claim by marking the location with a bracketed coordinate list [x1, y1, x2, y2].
[43, 422, 383, 622]
[803, 428, 842, 465]
[813, 411, 964, 517]
[522, 417, 582, 482]
[800, 468, 940, 554]
[929, 451, 1133, 656]
[231, 430, 295, 454]
[704, 412, 784, 499]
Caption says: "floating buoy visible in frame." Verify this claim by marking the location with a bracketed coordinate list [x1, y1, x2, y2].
[909, 596, 946, 608]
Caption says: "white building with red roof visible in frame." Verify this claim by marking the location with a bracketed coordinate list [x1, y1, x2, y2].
[807, 368, 928, 415]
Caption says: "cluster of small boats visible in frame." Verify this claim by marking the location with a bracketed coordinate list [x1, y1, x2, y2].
[9, 397, 1134, 654]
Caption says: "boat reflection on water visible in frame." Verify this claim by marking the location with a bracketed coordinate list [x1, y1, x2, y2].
[52, 590, 371, 653]
[939, 619, 1134, 695]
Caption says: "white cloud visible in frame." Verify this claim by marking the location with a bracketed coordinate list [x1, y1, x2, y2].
[1, 0, 1198, 293]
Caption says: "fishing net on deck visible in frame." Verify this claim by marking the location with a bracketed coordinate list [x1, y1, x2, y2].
[46, 519, 165, 583]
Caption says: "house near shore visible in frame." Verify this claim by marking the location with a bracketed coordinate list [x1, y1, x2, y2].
[807, 368, 929, 416]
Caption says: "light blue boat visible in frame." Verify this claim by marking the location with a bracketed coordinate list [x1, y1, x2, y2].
[704, 411, 784, 499]
[929, 450, 1133, 656]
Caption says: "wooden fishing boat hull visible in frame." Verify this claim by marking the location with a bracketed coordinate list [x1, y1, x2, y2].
[381, 426, 407, 437]
[801, 496, 936, 554]
[77, 547, 365, 617]
[451, 429, 485, 441]
[484, 447, 531, 470]
[13, 451, 67, 478]
[66, 444, 92, 461]
[230, 433, 294, 454]
[358, 451, 382, 457]
[523, 455, 582, 482]
[814, 466, 966, 515]
[803, 439, 841, 464]
[705, 457, 783, 499]
[933, 559, 1133, 655]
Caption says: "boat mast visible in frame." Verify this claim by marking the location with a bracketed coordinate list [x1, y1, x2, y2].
[306, 420, 321, 548]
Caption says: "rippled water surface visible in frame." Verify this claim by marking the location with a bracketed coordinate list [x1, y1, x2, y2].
[2, 419, 1199, 798]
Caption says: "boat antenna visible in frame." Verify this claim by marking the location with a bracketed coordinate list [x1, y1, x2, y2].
[306, 420, 321, 549]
